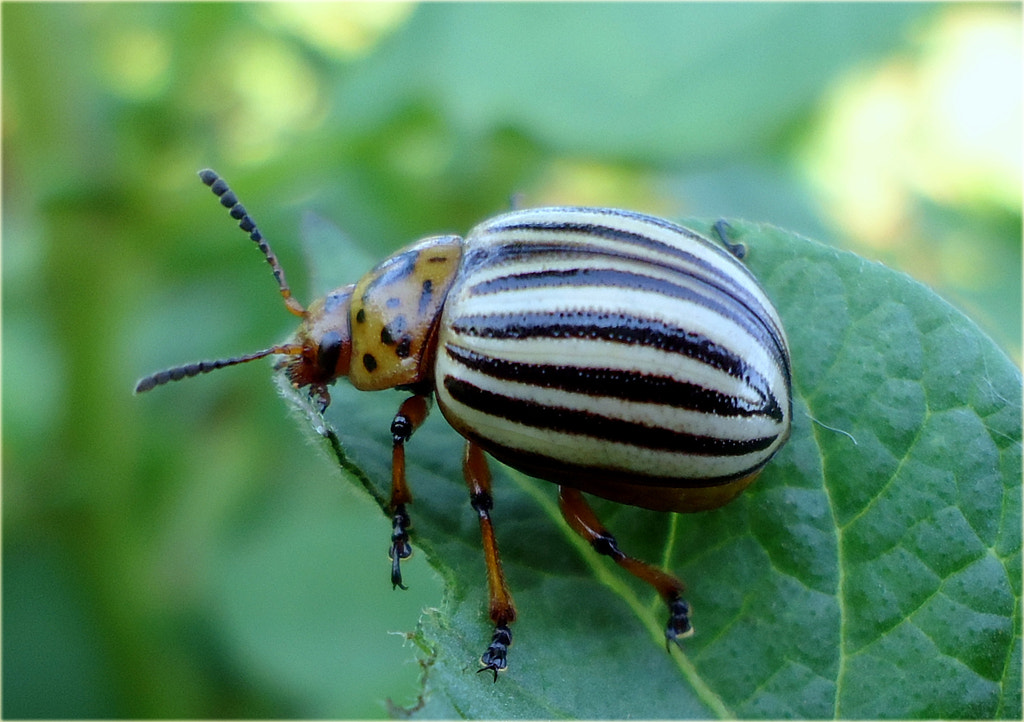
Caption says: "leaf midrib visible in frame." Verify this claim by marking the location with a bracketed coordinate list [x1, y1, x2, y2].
[510, 469, 734, 718]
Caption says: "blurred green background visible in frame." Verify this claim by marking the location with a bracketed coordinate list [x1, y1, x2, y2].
[3, 3, 1020, 718]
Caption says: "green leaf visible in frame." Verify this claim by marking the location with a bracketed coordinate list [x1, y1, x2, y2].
[337, 3, 935, 162]
[280, 221, 1021, 718]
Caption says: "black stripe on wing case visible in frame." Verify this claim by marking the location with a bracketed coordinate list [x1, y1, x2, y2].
[464, 267, 778, 360]
[442, 376, 780, 456]
[449, 310, 778, 389]
[463, 221, 790, 373]
[444, 344, 784, 422]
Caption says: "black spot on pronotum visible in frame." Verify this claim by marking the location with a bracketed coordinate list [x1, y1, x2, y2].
[418, 279, 434, 315]
[381, 316, 408, 348]
[363, 354, 378, 372]
[396, 337, 412, 358]
[356, 308, 366, 324]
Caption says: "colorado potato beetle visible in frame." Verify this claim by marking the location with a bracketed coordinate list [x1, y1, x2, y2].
[136, 170, 792, 679]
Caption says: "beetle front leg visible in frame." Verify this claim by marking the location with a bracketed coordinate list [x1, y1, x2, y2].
[388, 394, 431, 590]
[558, 486, 693, 650]
[463, 441, 517, 681]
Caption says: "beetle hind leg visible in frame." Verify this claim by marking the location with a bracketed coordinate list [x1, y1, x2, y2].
[463, 442, 517, 680]
[557, 486, 693, 650]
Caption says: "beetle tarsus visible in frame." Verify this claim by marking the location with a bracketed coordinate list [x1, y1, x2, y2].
[307, 385, 330, 414]
[477, 624, 512, 682]
[664, 595, 693, 652]
[713, 218, 746, 259]
[389, 504, 412, 590]
[390, 552, 408, 590]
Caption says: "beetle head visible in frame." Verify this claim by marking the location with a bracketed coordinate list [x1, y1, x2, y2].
[277, 285, 356, 412]
[134, 170, 355, 414]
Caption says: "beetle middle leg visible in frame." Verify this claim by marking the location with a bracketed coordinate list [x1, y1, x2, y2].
[558, 486, 693, 650]
[463, 441, 517, 681]
[388, 394, 431, 590]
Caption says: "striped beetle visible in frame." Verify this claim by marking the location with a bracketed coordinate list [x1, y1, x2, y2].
[136, 170, 792, 679]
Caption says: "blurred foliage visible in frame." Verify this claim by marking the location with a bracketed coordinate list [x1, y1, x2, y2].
[2, 2, 1020, 719]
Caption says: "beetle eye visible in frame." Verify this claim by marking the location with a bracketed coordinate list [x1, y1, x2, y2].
[316, 330, 343, 376]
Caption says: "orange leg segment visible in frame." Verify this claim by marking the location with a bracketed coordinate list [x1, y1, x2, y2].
[388, 395, 431, 590]
[463, 441, 517, 681]
[558, 486, 693, 650]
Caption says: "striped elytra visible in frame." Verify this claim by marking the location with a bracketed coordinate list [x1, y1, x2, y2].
[136, 171, 792, 681]
[434, 207, 791, 514]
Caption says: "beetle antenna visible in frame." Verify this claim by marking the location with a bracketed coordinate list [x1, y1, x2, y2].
[198, 169, 307, 318]
[134, 343, 305, 394]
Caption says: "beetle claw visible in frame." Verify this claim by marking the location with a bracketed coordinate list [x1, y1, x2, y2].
[477, 624, 512, 682]
[388, 504, 413, 589]
[664, 596, 694, 652]
[388, 538, 412, 590]
[389, 546, 410, 590]
[307, 385, 330, 414]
